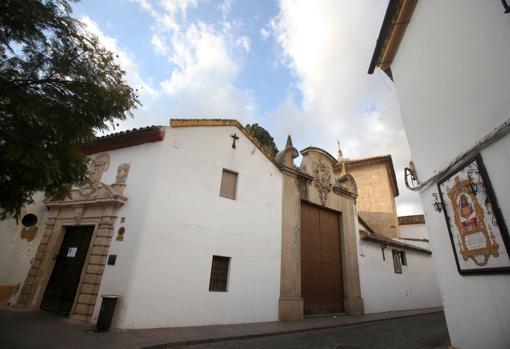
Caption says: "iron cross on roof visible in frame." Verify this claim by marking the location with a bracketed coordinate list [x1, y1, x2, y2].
[231, 133, 239, 149]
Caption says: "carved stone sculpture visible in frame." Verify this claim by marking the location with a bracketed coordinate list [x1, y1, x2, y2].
[79, 153, 110, 198]
[334, 174, 358, 197]
[116, 163, 131, 185]
[312, 158, 332, 205]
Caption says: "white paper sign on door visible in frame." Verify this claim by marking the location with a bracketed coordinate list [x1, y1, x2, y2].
[67, 247, 77, 257]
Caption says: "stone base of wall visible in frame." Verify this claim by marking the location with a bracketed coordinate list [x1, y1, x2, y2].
[0, 285, 19, 306]
[279, 297, 304, 320]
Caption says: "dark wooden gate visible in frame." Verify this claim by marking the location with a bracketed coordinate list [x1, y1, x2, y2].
[301, 202, 344, 314]
[40, 226, 94, 315]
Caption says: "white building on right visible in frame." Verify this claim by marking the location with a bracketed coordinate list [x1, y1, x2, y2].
[368, 1, 510, 349]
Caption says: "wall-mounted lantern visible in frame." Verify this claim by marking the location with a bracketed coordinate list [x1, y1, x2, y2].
[502, 0, 510, 13]
[466, 170, 479, 194]
[404, 161, 419, 190]
[432, 193, 443, 213]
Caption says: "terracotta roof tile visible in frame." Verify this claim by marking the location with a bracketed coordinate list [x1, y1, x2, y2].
[398, 214, 426, 225]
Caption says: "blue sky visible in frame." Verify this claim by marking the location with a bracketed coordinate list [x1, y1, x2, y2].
[72, 0, 422, 215]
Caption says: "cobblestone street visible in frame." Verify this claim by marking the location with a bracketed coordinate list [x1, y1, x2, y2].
[174, 313, 450, 349]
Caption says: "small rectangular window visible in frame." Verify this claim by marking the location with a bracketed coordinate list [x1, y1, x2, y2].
[400, 251, 407, 266]
[220, 169, 238, 200]
[392, 250, 402, 274]
[209, 255, 231, 292]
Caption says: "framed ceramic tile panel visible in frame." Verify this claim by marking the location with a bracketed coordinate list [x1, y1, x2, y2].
[438, 154, 510, 274]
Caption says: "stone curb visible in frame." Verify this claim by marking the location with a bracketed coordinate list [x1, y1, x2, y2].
[142, 309, 443, 349]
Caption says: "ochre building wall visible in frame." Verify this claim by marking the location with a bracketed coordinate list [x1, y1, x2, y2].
[345, 163, 399, 238]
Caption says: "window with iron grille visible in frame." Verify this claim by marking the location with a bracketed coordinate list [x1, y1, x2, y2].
[209, 255, 230, 292]
[392, 250, 402, 274]
[400, 251, 407, 266]
[220, 169, 238, 200]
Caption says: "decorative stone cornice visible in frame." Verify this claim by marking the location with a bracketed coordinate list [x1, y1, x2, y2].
[333, 174, 358, 199]
[299, 146, 358, 203]
[45, 154, 129, 208]
[301, 147, 337, 166]
[45, 184, 127, 207]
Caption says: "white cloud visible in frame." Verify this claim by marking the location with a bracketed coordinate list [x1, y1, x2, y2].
[135, 0, 256, 122]
[151, 34, 168, 56]
[80, 16, 158, 98]
[161, 21, 239, 94]
[80, 16, 165, 132]
[160, 0, 198, 17]
[218, 0, 234, 17]
[236, 36, 250, 52]
[265, 0, 423, 215]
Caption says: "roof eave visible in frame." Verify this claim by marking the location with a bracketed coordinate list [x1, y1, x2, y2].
[368, 0, 418, 77]
[359, 231, 432, 255]
[368, 0, 399, 74]
[80, 126, 165, 155]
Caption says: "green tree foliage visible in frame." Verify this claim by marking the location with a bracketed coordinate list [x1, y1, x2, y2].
[245, 123, 279, 157]
[0, 0, 140, 219]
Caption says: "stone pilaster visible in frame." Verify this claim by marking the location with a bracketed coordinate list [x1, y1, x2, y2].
[276, 136, 308, 320]
[340, 202, 364, 315]
[279, 172, 304, 320]
[16, 212, 58, 308]
[70, 216, 115, 322]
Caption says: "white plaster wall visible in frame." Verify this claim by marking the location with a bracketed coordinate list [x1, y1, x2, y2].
[390, 1, 510, 348]
[392, 0, 510, 181]
[398, 224, 430, 249]
[0, 193, 47, 304]
[357, 239, 442, 314]
[419, 136, 510, 349]
[88, 139, 166, 328]
[399, 224, 427, 240]
[0, 138, 165, 313]
[96, 125, 283, 329]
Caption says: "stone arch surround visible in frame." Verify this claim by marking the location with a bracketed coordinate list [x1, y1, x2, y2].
[15, 154, 129, 322]
[277, 141, 364, 320]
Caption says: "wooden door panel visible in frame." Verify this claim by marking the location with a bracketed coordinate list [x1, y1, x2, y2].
[301, 203, 344, 314]
[41, 226, 94, 315]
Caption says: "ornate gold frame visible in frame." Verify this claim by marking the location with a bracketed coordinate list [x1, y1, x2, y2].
[438, 154, 510, 274]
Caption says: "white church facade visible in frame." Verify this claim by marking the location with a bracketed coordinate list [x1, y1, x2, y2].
[0, 119, 441, 329]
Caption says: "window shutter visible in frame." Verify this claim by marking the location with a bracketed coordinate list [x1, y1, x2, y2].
[220, 169, 238, 200]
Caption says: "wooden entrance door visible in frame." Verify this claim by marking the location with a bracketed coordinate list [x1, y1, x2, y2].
[301, 203, 344, 314]
[40, 226, 94, 315]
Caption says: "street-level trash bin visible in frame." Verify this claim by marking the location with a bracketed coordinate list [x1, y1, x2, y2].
[96, 295, 119, 332]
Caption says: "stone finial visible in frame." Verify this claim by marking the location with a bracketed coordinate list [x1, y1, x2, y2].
[337, 140, 343, 161]
[336, 140, 347, 176]
[286, 135, 294, 148]
[276, 135, 299, 168]
[112, 163, 130, 195]
[115, 163, 131, 185]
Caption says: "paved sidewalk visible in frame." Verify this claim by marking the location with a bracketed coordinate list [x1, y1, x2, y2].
[0, 306, 443, 349]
